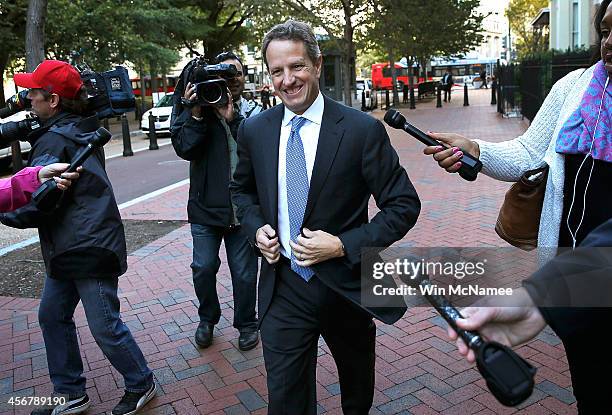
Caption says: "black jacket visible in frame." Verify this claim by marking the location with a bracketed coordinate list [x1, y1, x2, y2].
[171, 106, 243, 227]
[0, 112, 127, 280]
[523, 218, 612, 340]
[231, 97, 421, 325]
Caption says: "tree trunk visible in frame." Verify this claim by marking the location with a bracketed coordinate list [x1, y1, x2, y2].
[139, 67, 147, 112]
[343, 39, 354, 107]
[25, 0, 48, 71]
[149, 61, 158, 104]
[0, 51, 9, 104]
[388, 53, 399, 107]
[342, 2, 354, 107]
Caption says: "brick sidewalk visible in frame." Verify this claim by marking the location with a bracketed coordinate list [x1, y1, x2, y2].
[0, 89, 577, 415]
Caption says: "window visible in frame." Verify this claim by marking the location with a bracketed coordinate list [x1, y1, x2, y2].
[571, 1, 580, 50]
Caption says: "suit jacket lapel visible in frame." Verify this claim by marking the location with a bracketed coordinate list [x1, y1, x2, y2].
[262, 105, 283, 229]
[303, 96, 345, 224]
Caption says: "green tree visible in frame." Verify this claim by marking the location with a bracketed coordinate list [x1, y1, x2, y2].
[0, 0, 28, 102]
[403, 0, 484, 78]
[363, 0, 483, 99]
[506, 0, 549, 59]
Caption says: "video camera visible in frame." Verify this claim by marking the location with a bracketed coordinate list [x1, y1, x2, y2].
[182, 56, 238, 107]
[0, 64, 135, 147]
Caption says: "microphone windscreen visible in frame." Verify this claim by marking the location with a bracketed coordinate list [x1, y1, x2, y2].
[384, 109, 405, 129]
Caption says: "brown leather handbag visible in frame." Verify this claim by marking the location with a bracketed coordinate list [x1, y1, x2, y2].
[495, 166, 549, 251]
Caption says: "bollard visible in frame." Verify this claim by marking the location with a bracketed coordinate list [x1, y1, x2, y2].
[410, 86, 416, 110]
[103, 118, 110, 132]
[148, 112, 159, 150]
[385, 89, 390, 110]
[463, 83, 470, 107]
[491, 84, 497, 105]
[361, 90, 366, 111]
[121, 114, 134, 157]
[436, 85, 443, 108]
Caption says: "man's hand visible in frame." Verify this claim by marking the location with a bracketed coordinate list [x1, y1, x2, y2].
[447, 288, 546, 363]
[214, 88, 235, 123]
[184, 82, 202, 118]
[290, 228, 344, 267]
[38, 163, 83, 191]
[423, 132, 480, 173]
[256, 224, 280, 264]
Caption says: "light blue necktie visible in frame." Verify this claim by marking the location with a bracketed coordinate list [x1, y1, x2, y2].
[286, 116, 315, 281]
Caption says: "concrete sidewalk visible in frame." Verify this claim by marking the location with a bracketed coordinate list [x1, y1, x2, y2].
[0, 89, 577, 415]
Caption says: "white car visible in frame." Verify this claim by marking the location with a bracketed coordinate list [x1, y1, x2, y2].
[0, 111, 32, 169]
[141, 94, 173, 135]
[356, 79, 377, 110]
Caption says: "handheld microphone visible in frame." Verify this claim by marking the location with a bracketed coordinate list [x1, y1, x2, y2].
[32, 127, 112, 211]
[417, 276, 536, 407]
[384, 109, 482, 181]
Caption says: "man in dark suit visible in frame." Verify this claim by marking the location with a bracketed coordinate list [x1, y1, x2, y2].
[231, 20, 421, 415]
[441, 68, 454, 102]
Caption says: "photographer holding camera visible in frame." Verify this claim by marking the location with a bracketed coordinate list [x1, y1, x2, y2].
[0, 60, 156, 415]
[171, 52, 259, 351]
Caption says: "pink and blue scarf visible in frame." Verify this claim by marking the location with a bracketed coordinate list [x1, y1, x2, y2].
[556, 61, 612, 161]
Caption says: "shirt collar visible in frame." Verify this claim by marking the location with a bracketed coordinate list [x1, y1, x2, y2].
[282, 91, 324, 127]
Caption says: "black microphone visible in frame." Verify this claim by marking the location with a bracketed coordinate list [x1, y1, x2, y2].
[32, 127, 112, 211]
[416, 276, 536, 406]
[384, 109, 482, 181]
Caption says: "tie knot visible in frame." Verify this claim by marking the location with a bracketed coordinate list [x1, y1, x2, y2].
[291, 116, 307, 133]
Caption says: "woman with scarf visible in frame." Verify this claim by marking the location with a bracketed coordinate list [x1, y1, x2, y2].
[424, 1, 612, 412]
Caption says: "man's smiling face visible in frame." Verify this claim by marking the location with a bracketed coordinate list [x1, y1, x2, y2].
[266, 39, 322, 115]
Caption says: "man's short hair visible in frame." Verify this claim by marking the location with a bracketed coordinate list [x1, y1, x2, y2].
[40, 85, 89, 115]
[215, 51, 244, 71]
[262, 20, 321, 67]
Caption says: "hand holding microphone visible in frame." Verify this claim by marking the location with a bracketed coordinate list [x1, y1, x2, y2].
[384, 110, 482, 181]
[416, 276, 537, 407]
[32, 127, 112, 211]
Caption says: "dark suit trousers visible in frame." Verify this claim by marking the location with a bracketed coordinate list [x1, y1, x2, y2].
[261, 258, 376, 415]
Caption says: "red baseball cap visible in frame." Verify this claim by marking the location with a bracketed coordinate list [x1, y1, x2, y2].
[14, 60, 83, 99]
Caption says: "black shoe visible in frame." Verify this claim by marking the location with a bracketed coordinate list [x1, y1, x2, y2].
[195, 322, 214, 348]
[111, 382, 157, 415]
[31, 393, 90, 415]
[238, 330, 259, 351]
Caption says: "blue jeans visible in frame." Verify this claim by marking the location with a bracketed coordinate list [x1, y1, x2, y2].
[191, 224, 258, 331]
[38, 277, 153, 395]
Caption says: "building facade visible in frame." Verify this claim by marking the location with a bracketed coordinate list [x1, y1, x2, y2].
[549, 0, 602, 50]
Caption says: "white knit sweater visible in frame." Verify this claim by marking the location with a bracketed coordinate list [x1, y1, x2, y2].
[475, 64, 596, 248]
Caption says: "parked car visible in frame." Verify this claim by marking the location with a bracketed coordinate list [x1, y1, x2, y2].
[356, 78, 378, 110]
[0, 111, 32, 169]
[141, 93, 173, 135]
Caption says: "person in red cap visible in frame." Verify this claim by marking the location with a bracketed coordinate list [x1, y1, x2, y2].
[1, 60, 157, 415]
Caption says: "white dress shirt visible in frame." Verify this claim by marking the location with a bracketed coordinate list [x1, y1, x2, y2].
[278, 92, 324, 258]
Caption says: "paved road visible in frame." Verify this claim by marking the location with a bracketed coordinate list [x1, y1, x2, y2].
[106, 143, 188, 204]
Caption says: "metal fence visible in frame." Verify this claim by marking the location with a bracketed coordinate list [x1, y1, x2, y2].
[497, 50, 592, 121]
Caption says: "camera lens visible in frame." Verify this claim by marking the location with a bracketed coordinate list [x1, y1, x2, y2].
[196, 81, 225, 105]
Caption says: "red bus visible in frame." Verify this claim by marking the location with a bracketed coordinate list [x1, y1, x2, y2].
[130, 75, 177, 97]
[371, 63, 409, 90]
[371, 62, 434, 90]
